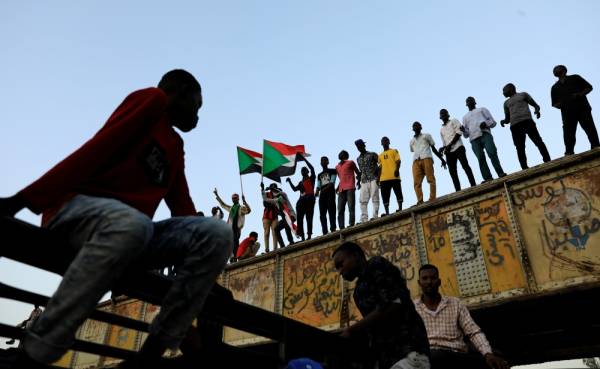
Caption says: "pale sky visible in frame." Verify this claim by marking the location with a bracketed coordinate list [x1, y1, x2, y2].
[1, 1, 599, 366]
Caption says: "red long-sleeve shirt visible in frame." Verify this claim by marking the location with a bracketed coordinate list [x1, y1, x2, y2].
[19, 87, 196, 225]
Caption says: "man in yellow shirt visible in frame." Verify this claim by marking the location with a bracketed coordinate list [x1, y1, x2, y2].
[378, 136, 403, 214]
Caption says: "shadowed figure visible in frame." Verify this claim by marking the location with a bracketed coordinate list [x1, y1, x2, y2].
[551, 65, 599, 155]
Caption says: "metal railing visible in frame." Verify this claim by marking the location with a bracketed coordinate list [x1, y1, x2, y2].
[0, 216, 371, 368]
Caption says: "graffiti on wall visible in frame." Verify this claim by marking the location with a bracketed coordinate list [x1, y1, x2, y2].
[512, 170, 600, 284]
[282, 246, 341, 327]
[224, 263, 276, 344]
[422, 196, 526, 297]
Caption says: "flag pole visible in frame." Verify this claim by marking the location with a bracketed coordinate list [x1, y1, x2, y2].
[260, 139, 264, 187]
[239, 173, 245, 197]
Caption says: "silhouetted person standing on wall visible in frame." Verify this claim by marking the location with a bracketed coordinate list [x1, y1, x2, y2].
[355, 139, 380, 222]
[286, 159, 316, 241]
[410, 122, 446, 205]
[500, 83, 551, 169]
[316, 156, 337, 235]
[336, 150, 360, 229]
[378, 136, 403, 214]
[551, 65, 599, 155]
[214, 189, 251, 259]
[462, 97, 507, 182]
[438, 109, 476, 191]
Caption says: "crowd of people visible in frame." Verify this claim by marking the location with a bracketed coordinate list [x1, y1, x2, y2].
[0, 65, 596, 369]
[214, 64, 598, 262]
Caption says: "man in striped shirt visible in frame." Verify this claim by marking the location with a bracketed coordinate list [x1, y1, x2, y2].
[414, 264, 508, 369]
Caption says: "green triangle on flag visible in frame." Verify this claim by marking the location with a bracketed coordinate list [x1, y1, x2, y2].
[237, 146, 262, 175]
[263, 140, 291, 175]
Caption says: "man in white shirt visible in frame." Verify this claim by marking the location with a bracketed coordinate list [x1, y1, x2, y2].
[439, 109, 476, 191]
[462, 97, 507, 182]
[410, 122, 446, 205]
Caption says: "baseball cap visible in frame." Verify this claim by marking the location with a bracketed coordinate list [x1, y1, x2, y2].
[285, 358, 323, 369]
[354, 139, 366, 146]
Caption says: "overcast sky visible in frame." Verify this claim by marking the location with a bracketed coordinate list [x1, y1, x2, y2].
[1, 1, 598, 366]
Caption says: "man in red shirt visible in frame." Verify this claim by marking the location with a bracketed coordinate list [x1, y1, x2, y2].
[0, 70, 232, 368]
[335, 150, 360, 229]
[236, 231, 260, 260]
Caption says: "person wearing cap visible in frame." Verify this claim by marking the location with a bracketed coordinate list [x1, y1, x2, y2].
[260, 183, 279, 252]
[378, 136, 403, 215]
[410, 122, 446, 205]
[438, 109, 476, 191]
[262, 182, 297, 249]
[214, 188, 251, 259]
[355, 139, 380, 222]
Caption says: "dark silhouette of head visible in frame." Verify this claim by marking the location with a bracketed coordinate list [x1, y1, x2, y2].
[418, 264, 441, 297]
[354, 139, 367, 154]
[268, 183, 281, 194]
[211, 206, 220, 216]
[320, 156, 329, 169]
[301, 167, 309, 177]
[158, 69, 202, 133]
[503, 83, 516, 98]
[249, 231, 258, 239]
[381, 136, 390, 150]
[338, 150, 349, 161]
[196, 211, 205, 216]
[332, 242, 366, 281]
[232, 193, 240, 204]
[439, 109, 450, 123]
[412, 121, 422, 135]
[553, 65, 567, 78]
[466, 96, 477, 110]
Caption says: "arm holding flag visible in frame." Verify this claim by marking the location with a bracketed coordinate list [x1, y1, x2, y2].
[241, 195, 251, 215]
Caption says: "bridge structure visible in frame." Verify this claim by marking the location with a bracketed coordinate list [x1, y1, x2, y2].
[2, 149, 600, 368]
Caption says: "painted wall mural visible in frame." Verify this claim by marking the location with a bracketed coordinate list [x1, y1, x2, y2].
[224, 262, 277, 345]
[282, 245, 342, 329]
[511, 167, 600, 288]
[422, 196, 526, 298]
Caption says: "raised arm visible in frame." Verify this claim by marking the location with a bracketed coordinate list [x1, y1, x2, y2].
[241, 195, 251, 214]
[286, 178, 302, 192]
[213, 189, 232, 211]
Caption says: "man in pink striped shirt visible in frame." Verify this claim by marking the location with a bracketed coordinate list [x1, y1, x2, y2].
[414, 264, 509, 369]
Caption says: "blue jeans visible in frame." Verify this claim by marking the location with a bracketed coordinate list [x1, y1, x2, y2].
[337, 189, 355, 229]
[24, 195, 232, 363]
[470, 132, 506, 181]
